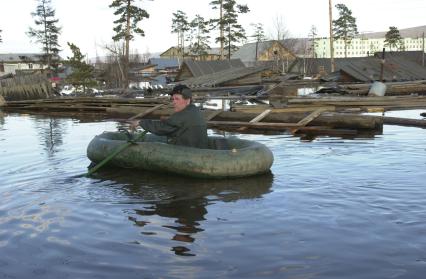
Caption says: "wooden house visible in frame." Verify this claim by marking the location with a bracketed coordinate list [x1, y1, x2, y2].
[160, 47, 221, 61]
[231, 40, 297, 71]
[159, 47, 182, 60]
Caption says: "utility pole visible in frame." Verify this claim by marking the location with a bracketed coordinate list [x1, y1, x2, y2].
[422, 32, 425, 67]
[328, 0, 335, 72]
[220, 0, 224, 60]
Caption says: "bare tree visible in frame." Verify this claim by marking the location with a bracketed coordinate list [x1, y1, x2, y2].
[102, 42, 126, 89]
[271, 15, 289, 41]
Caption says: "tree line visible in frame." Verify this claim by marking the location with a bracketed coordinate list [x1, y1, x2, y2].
[0, 0, 407, 90]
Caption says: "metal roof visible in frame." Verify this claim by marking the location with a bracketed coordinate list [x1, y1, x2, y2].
[148, 58, 179, 70]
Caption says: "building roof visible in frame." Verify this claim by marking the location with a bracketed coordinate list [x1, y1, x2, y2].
[0, 53, 44, 62]
[181, 65, 269, 87]
[374, 51, 426, 66]
[231, 41, 273, 62]
[289, 55, 426, 82]
[180, 59, 245, 78]
[148, 58, 180, 70]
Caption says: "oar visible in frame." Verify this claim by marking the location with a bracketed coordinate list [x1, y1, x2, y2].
[86, 130, 147, 177]
[85, 104, 166, 177]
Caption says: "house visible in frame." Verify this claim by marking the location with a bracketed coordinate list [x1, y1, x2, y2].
[129, 58, 180, 86]
[231, 40, 297, 70]
[148, 58, 180, 73]
[0, 53, 47, 75]
[159, 46, 182, 60]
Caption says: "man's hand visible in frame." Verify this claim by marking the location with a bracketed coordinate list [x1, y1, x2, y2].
[128, 120, 140, 131]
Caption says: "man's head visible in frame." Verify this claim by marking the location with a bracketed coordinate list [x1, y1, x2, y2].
[170, 84, 192, 112]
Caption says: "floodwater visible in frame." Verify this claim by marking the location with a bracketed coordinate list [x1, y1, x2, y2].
[0, 110, 425, 279]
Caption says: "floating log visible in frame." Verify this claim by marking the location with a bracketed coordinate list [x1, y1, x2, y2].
[382, 116, 426, 128]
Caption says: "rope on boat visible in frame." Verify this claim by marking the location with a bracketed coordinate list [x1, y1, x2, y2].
[86, 130, 148, 177]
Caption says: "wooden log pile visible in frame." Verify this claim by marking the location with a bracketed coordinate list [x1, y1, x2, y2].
[0, 97, 386, 136]
[340, 80, 426, 96]
[2, 96, 425, 135]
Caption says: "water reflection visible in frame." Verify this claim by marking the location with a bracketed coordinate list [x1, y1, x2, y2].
[33, 117, 67, 156]
[0, 111, 5, 126]
[93, 170, 274, 256]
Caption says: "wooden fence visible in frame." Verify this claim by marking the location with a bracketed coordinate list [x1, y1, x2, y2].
[0, 74, 53, 101]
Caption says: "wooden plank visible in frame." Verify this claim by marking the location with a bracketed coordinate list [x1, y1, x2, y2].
[236, 109, 272, 132]
[289, 107, 330, 135]
[296, 107, 329, 126]
[208, 120, 300, 129]
[248, 109, 272, 123]
[232, 105, 336, 113]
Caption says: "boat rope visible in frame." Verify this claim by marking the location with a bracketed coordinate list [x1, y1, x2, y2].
[86, 130, 148, 177]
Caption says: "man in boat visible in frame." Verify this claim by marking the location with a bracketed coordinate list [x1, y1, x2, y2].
[130, 84, 208, 148]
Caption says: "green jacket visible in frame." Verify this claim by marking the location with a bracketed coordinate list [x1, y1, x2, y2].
[139, 104, 208, 149]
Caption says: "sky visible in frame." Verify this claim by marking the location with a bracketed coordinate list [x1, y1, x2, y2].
[0, 0, 425, 59]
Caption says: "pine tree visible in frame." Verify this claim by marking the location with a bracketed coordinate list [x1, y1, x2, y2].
[384, 26, 403, 51]
[188, 15, 211, 59]
[65, 42, 96, 94]
[308, 25, 318, 58]
[250, 23, 266, 43]
[210, 0, 249, 60]
[250, 23, 266, 61]
[27, 0, 61, 72]
[332, 3, 358, 58]
[171, 10, 190, 59]
[110, 0, 150, 89]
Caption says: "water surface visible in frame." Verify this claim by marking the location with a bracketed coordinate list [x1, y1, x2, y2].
[0, 111, 425, 278]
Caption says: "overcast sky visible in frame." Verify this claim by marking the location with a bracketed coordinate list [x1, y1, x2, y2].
[0, 0, 425, 59]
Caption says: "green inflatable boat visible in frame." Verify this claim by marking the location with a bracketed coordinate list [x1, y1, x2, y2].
[86, 131, 274, 178]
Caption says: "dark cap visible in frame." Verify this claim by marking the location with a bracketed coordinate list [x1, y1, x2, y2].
[170, 84, 192, 99]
